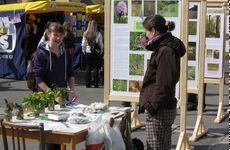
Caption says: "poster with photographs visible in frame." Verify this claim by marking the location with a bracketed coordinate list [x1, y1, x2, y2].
[205, 8, 225, 78]
[110, 0, 181, 98]
[187, 2, 200, 88]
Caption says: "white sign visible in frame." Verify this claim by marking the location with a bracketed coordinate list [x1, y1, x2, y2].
[110, 0, 181, 98]
[205, 8, 225, 78]
[187, 2, 200, 89]
[0, 23, 16, 53]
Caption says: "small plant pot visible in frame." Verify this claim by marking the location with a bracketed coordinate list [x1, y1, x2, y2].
[16, 111, 24, 120]
[48, 101, 55, 111]
[4, 114, 12, 122]
[60, 97, 66, 108]
[33, 112, 40, 118]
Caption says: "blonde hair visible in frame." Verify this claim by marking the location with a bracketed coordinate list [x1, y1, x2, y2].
[63, 21, 72, 32]
[84, 20, 98, 46]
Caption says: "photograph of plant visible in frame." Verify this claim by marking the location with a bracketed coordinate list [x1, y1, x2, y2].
[206, 49, 213, 58]
[132, 0, 142, 17]
[213, 49, 220, 59]
[189, 21, 197, 35]
[134, 20, 144, 31]
[189, 4, 198, 19]
[207, 63, 219, 71]
[188, 66, 195, 80]
[130, 32, 147, 51]
[144, 0, 156, 17]
[129, 54, 144, 76]
[157, 0, 179, 17]
[114, 0, 128, 24]
[129, 80, 143, 92]
[113, 79, 128, 91]
[188, 42, 196, 61]
[206, 15, 221, 38]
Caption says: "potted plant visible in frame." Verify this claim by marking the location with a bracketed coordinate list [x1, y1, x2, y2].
[45, 89, 56, 111]
[4, 99, 14, 121]
[14, 103, 24, 120]
[22, 92, 46, 117]
[54, 87, 69, 108]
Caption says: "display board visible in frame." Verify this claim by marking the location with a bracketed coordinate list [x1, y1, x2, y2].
[224, 13, 229, 73]
[205, 8, 225, 78]
[187, 2, 200, 88]
[110, 0, 181, 98]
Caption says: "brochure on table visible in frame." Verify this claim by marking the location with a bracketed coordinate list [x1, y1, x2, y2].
[205, 8, 225, 78]
[110, 0, 181, 98]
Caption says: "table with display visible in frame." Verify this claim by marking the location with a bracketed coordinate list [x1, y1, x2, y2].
[0, 105, 130, 150]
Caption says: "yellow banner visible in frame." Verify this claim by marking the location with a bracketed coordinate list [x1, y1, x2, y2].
[0, 1, 85, 13]
[86, 5, 103, 13]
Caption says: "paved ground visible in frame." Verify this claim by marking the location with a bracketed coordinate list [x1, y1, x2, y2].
[0, 78, 228, 150]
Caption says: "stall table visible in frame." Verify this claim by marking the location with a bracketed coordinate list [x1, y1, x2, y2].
[0, 106, 129, 150]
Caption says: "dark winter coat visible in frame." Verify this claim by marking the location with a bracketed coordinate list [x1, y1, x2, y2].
[63, 31, 75, 53]
[139, 32, 186, 115]
[21, 32, 39, 61]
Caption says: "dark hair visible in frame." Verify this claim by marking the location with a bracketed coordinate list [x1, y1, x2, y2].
[47, 22, 64, 34]
[45, 21, 52, 29]
[143, 15, 175, 33]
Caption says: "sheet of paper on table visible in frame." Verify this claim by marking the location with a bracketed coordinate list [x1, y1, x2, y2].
[9, 104, 129, 132]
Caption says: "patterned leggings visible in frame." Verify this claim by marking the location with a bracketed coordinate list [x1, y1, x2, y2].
[146, 108, 176, 150]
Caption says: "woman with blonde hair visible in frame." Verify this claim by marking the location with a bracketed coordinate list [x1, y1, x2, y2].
[82, 20, 103, 88]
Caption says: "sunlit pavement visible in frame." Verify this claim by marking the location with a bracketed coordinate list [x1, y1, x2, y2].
[0, 78, 228, 150]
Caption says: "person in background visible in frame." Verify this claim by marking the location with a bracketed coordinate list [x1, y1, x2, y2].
[33, 22, 77, 149]
[63, 21, 76, 54]
[139, 15, 186, 150]
[37, 21, 51, 46]
[187, 83, 207, 111]
[27, 14, 38, 34]
[97, 25, 104, 86]
[81, 20, 103, 88]
[21, 24, 39, 70]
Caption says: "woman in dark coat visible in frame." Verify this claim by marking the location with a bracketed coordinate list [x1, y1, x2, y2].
[139, 15, 186, 150]
[21, 24, 39, 67]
